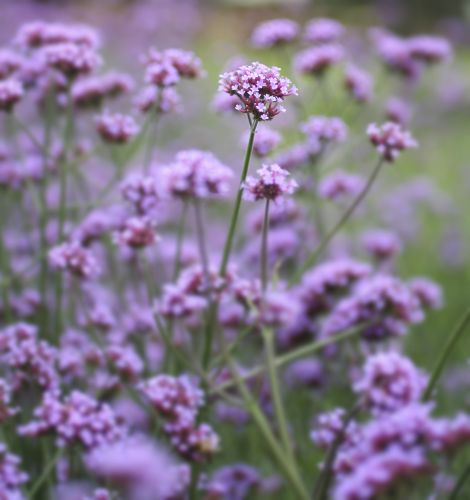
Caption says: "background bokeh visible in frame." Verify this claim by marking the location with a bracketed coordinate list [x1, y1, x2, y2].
[3, 0, 469, 411]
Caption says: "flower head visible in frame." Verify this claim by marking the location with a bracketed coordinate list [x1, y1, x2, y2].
[49, 242, 100, 279]
[367, 122, 418, 162]
[243, 164, 298, 203]
[294, 44, 344, 77]
[0, 79, 23, 112]
[251, 19, 299, 48]
[96, 112, 139, 144]
[218, 62, 298, 121]
[353, 351, 428, 415]
[303, 18, 344, 44]
[161, 149, 233, 199]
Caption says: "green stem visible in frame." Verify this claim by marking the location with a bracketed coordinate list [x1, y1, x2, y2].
[292, 157, 385, 283]
[262, 328, 295, 461]
[27, 447, 62, 499]
[172, 201, 188, 281]
[423, 306, 470, 401]
[261, 199, 270, 292]
[54, 88, 74, 338]
[212, 324, 362, 395]
[202, 118, 258, 370]
[223, 345, 310, 500]
[219, 118, 258, 275]
[448, 464, 470, 500]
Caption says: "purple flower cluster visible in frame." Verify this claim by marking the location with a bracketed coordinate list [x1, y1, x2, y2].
[95, 111, 139, 144]
[322, 275, 424, 341]
[251, 19, 300, 48]
[49, 242, 100, 279]
[218, 62, 298, 121]
[243, 163, 298, 203]
[139, 375, 219, 461]
[353, 351, 428, 414]
[303, 18, 344, 44]
[19, 390, 126, 449]
[161, 149, 233, 199]
[294, 44, 344, 77]
[0, 443, 28, 497]
[72, 72, 134, 109]
[318, 170, 365, 201]
[367, 122, 418, 162]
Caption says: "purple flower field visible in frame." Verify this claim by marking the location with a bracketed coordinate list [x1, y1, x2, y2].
[0, 1, 470, 499]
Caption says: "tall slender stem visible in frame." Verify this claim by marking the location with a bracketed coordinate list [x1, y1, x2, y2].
[54, 88, 74, 338]
[423, 305, 470, 401]
[261, 199, 270, 292]
[202, 118, 258, 369]
[219, 119, 258, 275]
[262, 328, 294, 460]
[222, 339, 310, 500]
[292, 157, 384, 283]
[172, 201, 188, 282]
[212, 324, 363, 395]
[194, 198, 209, 283]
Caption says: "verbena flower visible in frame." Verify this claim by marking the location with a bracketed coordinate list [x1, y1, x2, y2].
[243, 163, 298, 203]
[96, 111, 139, 144]
[40, 42, 101, 79]
[294, 44, 344, 77]
[218, 62, 298, 121]
[385, 97, 412, 125]
[361, 229, 402, 261]
[344, 64, 373, 103]
[408, 277, 443, 310]
[0, 443, 28, 496]
[49, 242, 100, 279]
[353, 351, 428, 414]
[72, 72, 134, 109]
[19, 390, 126, 449]
[85, 436, 188, 499]
[318, 170, 365, 201]
[113, 216, 158, 249]
[303, 18, 344, 44]
[251, 19, 299, 48]
[0, 79, 23, 112]
[161, 149, 233, 199]
[322, 275, 424, 341]
[243, 126, 282, 158]
[301, 116, 348, 144]
[367, 122, 418, 162]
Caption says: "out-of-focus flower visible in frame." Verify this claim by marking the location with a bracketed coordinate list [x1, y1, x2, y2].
[114, 216, 158, 249]
[353, 351, 428, 415]
[19, 390, 125, 449]
[85, 436, 188, 500]
[251, 19, 299, 48]
[243, 164, 298, 203]
[243, 126, 282, 158]
[385, 97, 412, 125]
[294, 44, 344, 77]
[143, 48, 204, 87]
[40, 42, 101, 79]
[408, 277, 443, 310]
[161, 149, 233, 199]
[367, 122, 418, 162]
[322, 275, 424, 341]
[135, 85, 181, 114]
[0, 443, 28, 496]
[318, 170, 365, 201]
[72, 72, 134, 109]
[362, 229, 402, 261]
[96, 112, 139, 144]
[301, 116, 348, 144]
[303, 18, 344, 44]
[311, 408, 356, 450]
[218, 62, 298, 121]
[49, 242, 100, 279]
[0, 79, 23, 112]
[121, 173, 161, 215]
[408, 35, 452, 64]
[15, 21, 100, 49]
[344, 64, 373, 103]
